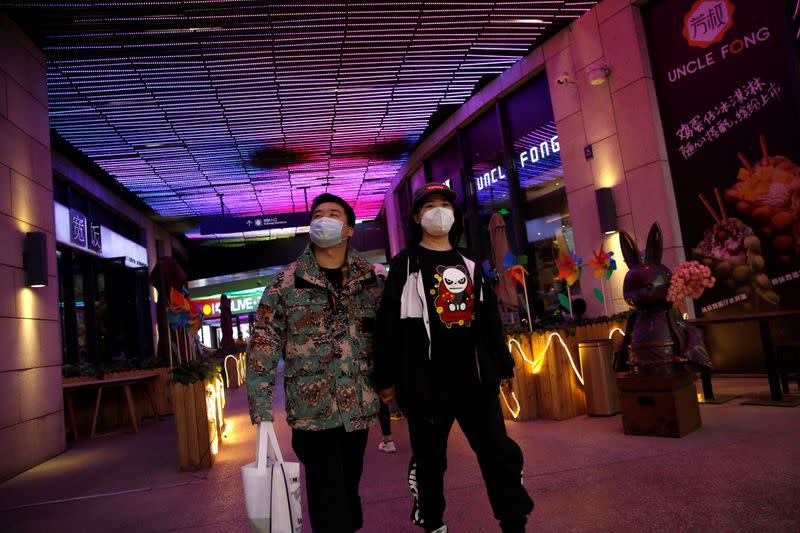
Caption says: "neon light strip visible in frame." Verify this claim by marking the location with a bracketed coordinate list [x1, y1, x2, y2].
[608, 328, 625, 339]
[504, 328, 624, 418]
[501, 391, 521, 419]
[507, 332, 585, 386]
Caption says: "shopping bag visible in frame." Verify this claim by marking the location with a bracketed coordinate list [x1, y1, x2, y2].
[242, 421, 302, 533]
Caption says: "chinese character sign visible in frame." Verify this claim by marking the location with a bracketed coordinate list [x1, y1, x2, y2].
[683, 0, 734, 48]
[644, 0, 800, 314]
[88, 221, 102, 253]
[70, 209, 87, 247]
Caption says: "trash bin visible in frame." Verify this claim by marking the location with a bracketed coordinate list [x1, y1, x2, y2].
[578, 339, 620, 416]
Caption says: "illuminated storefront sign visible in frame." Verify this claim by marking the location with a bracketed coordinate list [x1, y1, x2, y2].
[88, 221, 102, 253]
[194, 287, 266, 318]
[519, 135, 560, 169]
[55, 203, 147, 268]
[475, 135, 560, 191]
[69, 209, 87, 247]
[476, 166, 507, 191]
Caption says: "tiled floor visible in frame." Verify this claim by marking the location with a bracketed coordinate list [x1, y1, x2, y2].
[1, 375, 799, 532]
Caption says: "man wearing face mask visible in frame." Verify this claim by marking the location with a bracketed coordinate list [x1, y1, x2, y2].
[373, 184, 533, 533]
[246, 193, 383, 533]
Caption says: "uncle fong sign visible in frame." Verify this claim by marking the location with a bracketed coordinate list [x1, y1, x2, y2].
[644, 0, 800, 315]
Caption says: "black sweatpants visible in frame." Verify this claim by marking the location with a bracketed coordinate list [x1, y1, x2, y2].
[406, 391, 534, 532]
[378, 401, 392, 437]
[291, 427, 369, 533]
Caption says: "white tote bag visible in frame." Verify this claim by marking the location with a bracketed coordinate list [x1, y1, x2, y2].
[242, 422, 302, 533]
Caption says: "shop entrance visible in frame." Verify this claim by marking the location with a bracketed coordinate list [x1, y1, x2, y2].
[58, 248, 153, 366]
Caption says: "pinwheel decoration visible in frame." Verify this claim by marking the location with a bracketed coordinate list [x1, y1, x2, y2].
[168, 288, 202, 334]
[167, 288, 203, 364]
[483, 253, 533, 331]
[555, 251, 582, 316]
[504, 253, 532, 321]
[507, 264, 528, 287]
[555, 251, 582, 286]
[588, 246, 617, 279]
[587, 245, 618, 315]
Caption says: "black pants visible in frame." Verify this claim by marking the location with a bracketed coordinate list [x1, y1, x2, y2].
[291, 427, 369, 533]
[378, 401, 391, 437]
[406, 391, 534, 532]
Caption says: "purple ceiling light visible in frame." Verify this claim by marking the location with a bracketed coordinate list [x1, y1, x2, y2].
[4, 1, 598, 235]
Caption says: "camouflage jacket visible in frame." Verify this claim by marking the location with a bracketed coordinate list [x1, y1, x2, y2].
[246, 246, 383, 431]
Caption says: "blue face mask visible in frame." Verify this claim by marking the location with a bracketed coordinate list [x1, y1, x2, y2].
[309, 217, 345, 248]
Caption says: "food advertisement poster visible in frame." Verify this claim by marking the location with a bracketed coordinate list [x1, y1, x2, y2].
[644, 0, 800, 314]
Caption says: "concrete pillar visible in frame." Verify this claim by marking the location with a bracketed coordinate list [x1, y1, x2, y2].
[0, 14, 66, 482]
[544, 0, 685, 316]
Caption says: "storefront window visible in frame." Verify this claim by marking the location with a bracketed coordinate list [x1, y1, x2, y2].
[465, 109, 507, 260]
[72, 254, 88, 357]
[409, 165, 426, 192]
[427, 137, 464, 204]
[506, 75, 574, 319]
[58, 246, 153, 365]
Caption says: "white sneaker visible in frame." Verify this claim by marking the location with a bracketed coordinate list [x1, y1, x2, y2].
[378, 440, 397, 453]
[429, 526, 448, 533]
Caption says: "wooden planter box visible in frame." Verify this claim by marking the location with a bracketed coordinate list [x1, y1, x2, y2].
[63, 376, 94, 384]
[172, 379, 224, 471]
[149, 367, 174, 416]
[503, 320, 626, 421]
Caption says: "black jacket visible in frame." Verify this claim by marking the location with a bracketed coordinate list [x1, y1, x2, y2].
[373, 245, 515, 416]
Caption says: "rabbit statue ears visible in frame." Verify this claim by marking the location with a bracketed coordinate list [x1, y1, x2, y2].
[618, 223, 663, 268]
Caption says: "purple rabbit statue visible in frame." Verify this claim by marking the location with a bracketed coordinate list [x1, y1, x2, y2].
[613, 223, 712, 375]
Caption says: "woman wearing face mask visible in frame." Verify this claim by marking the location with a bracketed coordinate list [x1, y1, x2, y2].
[373, 184, 534, 533]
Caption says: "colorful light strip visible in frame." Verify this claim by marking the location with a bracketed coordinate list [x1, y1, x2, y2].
[5, 2, 598, 234]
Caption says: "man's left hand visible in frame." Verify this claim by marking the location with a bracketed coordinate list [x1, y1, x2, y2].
[500, 378, 514, 394]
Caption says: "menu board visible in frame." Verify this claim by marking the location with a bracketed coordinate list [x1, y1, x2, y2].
[644, 0, 800, 314]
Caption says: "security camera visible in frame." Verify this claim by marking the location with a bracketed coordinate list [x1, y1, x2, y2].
[556, 72, 575, 85]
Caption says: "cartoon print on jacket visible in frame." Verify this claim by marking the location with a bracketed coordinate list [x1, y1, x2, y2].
[432, 265, 476, 327]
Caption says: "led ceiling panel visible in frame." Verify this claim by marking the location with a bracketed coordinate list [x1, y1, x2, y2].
[4, 1, 598, 235]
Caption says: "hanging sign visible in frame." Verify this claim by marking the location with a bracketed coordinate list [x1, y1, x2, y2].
[200, 212, 312, 235]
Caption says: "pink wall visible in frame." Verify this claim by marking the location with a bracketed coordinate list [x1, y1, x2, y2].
[0, 14, 65, 482]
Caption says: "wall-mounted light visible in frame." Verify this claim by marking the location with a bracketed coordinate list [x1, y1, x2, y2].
[587, 64, 611, 86]
[23, 232, 48, 288]
[595, 188, 618, 235]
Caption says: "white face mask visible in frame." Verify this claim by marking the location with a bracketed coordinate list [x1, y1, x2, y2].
[309, 217, 345, 248]
[420, 207, 455, 236]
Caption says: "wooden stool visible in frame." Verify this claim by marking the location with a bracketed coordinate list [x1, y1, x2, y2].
[616, 372, 702, 438]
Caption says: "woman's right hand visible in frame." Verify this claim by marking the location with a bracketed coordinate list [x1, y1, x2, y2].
[379, 386, 396, 404]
